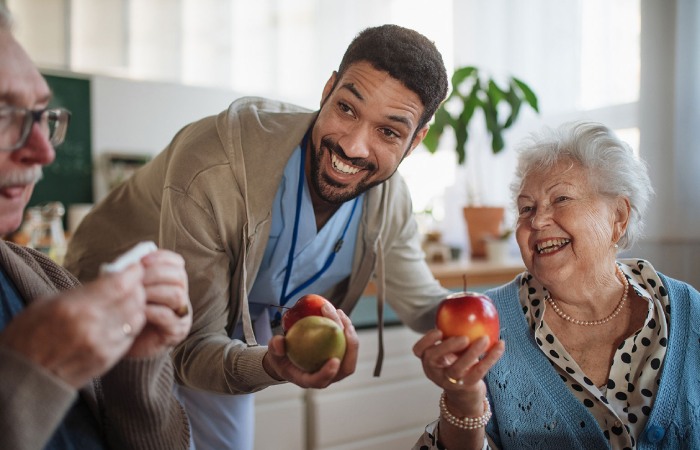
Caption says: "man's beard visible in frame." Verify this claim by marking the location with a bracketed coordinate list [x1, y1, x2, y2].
[308, 136, 382, 205]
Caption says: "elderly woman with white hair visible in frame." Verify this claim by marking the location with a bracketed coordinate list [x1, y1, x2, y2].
[413, 121, 700, 449]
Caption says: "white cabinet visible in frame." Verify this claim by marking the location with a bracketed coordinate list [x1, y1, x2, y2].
[254, 382, 306, 450]
[254, 326, 440, 450]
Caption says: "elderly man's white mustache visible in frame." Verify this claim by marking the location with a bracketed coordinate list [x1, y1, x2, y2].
[0, 166, 43, 189]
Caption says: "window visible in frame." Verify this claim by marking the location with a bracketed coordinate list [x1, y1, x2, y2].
[400, 0, 641, 250]
[9, 0, 641, 247]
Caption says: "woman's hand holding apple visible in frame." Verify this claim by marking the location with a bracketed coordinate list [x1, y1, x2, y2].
[413, 329, 504, 395]
[412, 292, 506, 415]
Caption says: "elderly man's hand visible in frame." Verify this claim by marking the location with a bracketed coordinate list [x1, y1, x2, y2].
[263, 305, 358, 388]
[125, 249, 192, 359]
[0, 265, 148, 389]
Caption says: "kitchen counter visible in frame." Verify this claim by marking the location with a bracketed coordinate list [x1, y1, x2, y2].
[426, 256, 526, 289]
[351, 257, 526, 329]
[362, 257, 525, 295]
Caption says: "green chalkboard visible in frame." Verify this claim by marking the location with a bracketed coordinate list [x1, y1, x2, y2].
[29, 74, 93, 216]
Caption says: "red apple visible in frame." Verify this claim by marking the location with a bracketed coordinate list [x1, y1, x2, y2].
[436, 291, 500, 349]
[282, 294, 333, 332]
[285, 315, 347, 373]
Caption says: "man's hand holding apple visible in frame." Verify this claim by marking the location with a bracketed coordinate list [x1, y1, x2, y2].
[263, 296, 359, 389]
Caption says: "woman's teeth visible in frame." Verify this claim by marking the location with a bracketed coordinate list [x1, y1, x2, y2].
[536, 238, 571, 254]
[332, 153, 360, 175]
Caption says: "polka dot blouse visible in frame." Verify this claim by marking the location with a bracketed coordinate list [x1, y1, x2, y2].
[522, 259, 669, 449]
[414, 259, 669, 450]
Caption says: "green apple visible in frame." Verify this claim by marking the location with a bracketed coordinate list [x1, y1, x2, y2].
[285, 315, 347, 373]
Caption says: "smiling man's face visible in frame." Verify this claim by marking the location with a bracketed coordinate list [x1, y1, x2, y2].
[308, 61, 427, 207]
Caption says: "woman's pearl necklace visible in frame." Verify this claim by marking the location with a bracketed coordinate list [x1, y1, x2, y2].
[546, 266, 629, 326]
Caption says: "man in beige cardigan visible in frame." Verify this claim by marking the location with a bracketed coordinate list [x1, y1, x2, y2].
[66, 24, 451, 449]
[0, 6, 193, 449]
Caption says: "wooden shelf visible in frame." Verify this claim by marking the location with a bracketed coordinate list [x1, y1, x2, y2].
[428, 257, 526, 289]
[363, 257, 526, 296]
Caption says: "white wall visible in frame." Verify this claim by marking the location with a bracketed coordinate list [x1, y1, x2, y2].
[90, 75, 241, 200]
[633, 0, 700, 287]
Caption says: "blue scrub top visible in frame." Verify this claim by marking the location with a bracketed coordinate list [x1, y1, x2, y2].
[243, 145, 362, 344]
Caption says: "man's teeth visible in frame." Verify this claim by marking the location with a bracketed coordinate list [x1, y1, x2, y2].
[536, 238, 571, 254]
[331, 154, 360, 175]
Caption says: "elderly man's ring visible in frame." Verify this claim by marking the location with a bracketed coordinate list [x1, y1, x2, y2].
[122, 322, 133, 337]
[446, 376, 464, 385]
[175, 304, 189, 317]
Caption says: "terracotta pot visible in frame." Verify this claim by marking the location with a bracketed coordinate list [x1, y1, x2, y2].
[462, 206, 505, 259]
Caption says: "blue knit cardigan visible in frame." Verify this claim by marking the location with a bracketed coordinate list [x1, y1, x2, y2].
[484, 273, 700, 449]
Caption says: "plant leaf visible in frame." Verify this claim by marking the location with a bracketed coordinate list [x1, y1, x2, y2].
[460, 90, 478, 125]
[512, 77, 539, 112]
[482, 91, 506, 153]
[423, 66, 539, 163]
[491, 130, 505, 153]
[487, 79, 506, 105]
[483, 89, 500, 132]
[454, 122, 469, 164]
[503, 82, 522, 129]
[422, 128, 440, 154]
[451, 66, 478, 97]
[423, 107, 451, 153]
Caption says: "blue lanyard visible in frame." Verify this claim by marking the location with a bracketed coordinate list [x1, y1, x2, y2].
[273, 134, 360, 324]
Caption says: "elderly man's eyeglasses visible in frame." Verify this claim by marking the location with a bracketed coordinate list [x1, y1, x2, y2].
[0, 107, 71, 152]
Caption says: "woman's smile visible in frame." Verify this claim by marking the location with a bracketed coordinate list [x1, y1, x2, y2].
[535, 238, 571, 255]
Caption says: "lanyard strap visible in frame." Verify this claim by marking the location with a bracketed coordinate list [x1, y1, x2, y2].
[281, 196, 359, 303]
[279, 133, 309, 306]
[276, 135, 360, 321]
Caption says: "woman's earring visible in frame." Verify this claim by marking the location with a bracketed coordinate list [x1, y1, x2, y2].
[614, 243, 619, 249]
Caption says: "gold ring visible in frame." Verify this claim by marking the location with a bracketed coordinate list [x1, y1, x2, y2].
[122, 322, 133, 337]
[446, 376, 464, 385]
[175, 304, 189, 317]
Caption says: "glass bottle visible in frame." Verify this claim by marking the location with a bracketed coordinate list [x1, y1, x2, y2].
[37, 202, 67, 265]
[14, 207, 43, 248]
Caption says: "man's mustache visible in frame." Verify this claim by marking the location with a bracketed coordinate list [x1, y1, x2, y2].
[320, 137, 371, 169]
[0, 166, 43, 188]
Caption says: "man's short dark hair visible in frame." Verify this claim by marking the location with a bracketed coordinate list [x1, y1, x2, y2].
[337, 24, 448, 132]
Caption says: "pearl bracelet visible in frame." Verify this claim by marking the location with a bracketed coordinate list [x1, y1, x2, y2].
[439, 392, 492, 430]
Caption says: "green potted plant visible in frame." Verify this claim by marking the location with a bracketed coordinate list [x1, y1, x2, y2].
[422, 66, 539, 258]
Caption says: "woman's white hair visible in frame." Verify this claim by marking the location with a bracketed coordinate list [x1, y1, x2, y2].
[510, 121, 654, 250]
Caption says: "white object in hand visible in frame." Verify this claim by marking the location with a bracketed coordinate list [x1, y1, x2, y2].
[100, 241, 158, 274]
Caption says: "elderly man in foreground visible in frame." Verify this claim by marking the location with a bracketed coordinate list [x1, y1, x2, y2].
[0, 6, 193, 450]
